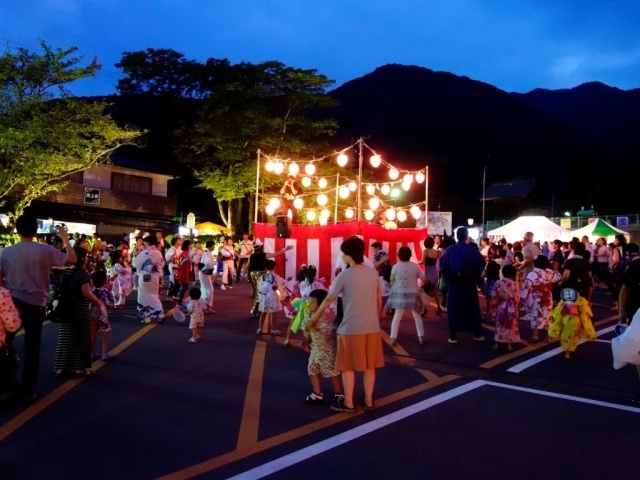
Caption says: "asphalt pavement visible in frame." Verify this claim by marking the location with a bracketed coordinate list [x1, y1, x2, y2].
[1, 281, 638, 480]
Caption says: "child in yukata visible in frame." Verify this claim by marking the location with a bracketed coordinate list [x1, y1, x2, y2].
[90, 270, 116, 361]
[490, 265, 521, 351]
[520, 255, 561, 342]
[303, 289, 344, 405]
[548, 287, 596, 359]
[257, 260, 287, 335]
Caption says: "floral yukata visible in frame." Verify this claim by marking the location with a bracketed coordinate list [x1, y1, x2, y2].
[491, 278, 521, 343]
[548, 289, 596, 353]
[520, 268, 561, 330]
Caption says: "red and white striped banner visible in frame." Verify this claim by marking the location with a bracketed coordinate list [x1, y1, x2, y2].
[253, 221, 427, 288]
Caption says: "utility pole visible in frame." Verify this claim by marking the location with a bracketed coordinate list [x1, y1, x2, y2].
[482, 164, 487, 233]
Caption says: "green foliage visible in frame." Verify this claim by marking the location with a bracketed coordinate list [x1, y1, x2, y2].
[0, 41, 141, 221]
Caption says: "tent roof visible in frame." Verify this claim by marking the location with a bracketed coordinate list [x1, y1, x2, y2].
[194, 221, 232, 235]
[487, 216, 570, 241]
[571, 218, 628, 239]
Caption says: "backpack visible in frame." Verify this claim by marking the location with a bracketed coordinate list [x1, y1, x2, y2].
[46, 271, 72, 323]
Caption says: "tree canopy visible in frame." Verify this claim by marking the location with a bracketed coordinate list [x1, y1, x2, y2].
[0, 42, 140, 220]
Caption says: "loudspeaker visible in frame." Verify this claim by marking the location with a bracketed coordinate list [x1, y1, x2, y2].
[276, 215, 291, 238]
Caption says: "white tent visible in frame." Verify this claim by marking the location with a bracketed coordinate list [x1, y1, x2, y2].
[487, 216, 571, 243]
[571, 218, 629, 243]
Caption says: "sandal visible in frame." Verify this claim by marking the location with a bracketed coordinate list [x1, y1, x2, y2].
[283, 339, 290, 347]
[364, 403, 375, 412]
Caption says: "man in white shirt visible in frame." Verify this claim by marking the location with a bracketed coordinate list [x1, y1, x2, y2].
[219, 238, 236, 290]
[582, 235, 596, 264]
[236, 233, 253, 282]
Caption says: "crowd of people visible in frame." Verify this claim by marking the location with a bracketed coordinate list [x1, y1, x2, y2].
[1, 215, 638, 416]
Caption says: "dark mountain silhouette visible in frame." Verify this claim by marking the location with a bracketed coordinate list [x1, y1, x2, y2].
[327, 64, 640, 222]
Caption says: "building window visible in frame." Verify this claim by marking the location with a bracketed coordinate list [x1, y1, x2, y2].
[111, 172, 152, 194]
[68, 171, 84, 184]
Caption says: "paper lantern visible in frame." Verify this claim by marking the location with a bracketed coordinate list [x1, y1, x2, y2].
[403, 173, 414, 184]
[369, 197, 380, 210]
[415, 171, 426, 183]
[320, 208, 330, 219]
[317, 194, 328, 206]
[265, 161, 275, 172]
[288, 163, 299, 176]
[265, 205, 275, 216]
[411, 205, 422, 219]
[397, 210, 408, 222]
[385, 208, 396, 221]
[305, 163, 316, 175]
[381, 184, 391, 195]
[370, 155, 381, 168]
[389, 168, 399, 180]
[318, 178, 328, 189]
[339, 186, 350, 199]
[348, 181, 357, 192]
[364, 210, 375, 221]
[345, 208, 354, 219]
[273, 162, 284, 175]
[307, 210, 317, 221]
[269, 197, 281, 209]
[401, 181, 411, 191]
[293, 198, 304, 209]
[302, 176, 312, 187]
[365, 184, 376, 195]
[337, 153, 349, 167]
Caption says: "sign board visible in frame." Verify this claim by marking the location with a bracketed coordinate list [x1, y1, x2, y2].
[617, 217, 629, 228]
[84, 187, 100, 205]
[417, 211, 453, 235]
[560, 218, 572, 229]
[186, 212, 196, 229]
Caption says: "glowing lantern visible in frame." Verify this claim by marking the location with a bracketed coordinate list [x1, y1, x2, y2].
[339, 186, 350, 199]
[369, 197, 380, 210]
[307, 210, 317, 221]
[302, 176, 312, 187]
[317, 194, 328, 206]
[345, 208, 355, 219]
[293, 198, 304, 209]
[403, 173, 414, 184]
[366, 184, 376, 195]
[389, 168, 399, 180]
[381, 184, 391, 195]
[337, 153, 349, 167]
[370, 155, 381, 168]
[265, 160, 275, 172]
[288, 163, 299, 176]
[348, 181, 358, 192]
[269, 197, 281, 209]
[397, 210, 408, 222]
[410, 206, 422, 219]
[318, 178, 328, 189]
[364, 210, 375, 221]
[385, 208, 396, 221]
[273, 162, 284, 175]
[305, 163, 316, 175]
[401, 181, 411, 191]
[415, 171, 426, 183]
[265, 205, 275, 216]
[321, 208, 330, 219]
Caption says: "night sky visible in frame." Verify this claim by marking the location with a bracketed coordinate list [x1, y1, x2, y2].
[3, 1, 640, 96]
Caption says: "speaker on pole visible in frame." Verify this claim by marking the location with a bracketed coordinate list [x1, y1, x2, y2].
[276, 215, 291, 238]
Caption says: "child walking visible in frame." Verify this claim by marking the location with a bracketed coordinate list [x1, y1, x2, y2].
[257, 260, 287, 335]
[303, 289, 344, 404]
[90, 270, 116, 361]
[520, 255, 561, 342]
[111, 250, 132, 308]
[548, 287, 596, 359]
[490, 265, 521, 351]
[187, 287, 207, 343]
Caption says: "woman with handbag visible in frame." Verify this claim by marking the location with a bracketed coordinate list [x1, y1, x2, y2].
[54, 247, 104, 378]
[386, 246, 430, 346]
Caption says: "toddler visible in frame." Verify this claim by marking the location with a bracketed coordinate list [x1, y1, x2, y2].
[257, 260, 287, 335]
[187, 287, 207, 343]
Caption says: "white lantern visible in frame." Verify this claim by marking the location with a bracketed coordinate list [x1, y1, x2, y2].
[265, 160, 275, 172]
[364, 210, 375, 221]
[415, 171, 426, 183]
[410, 205, 422, 219]
[381, 184, 391, 195]
[365, 184, 376, 195]
[385, 208, 396, 221]
[397, 210, 408, 222]
[321, 208, 330, 219]
[302, 176, 312, 187]
[293, 197, 304, 209]
[370, 155, 381, 168]
[317, 194, 328, 206]
[307, 210, 317, 221]
[269, 197, 281, 209]
[319, 216, 328, 226]
[345, 208, 354, 219]
[347, 181, 358, 192]
[389, 168, 399, 180]
[288, 163, 299, 176]
[305, 163, 316, 176]
[337, 153, 349, 167]
[403, 173, 414, 184]
[339, 186, 350, 199]
[265, 205, 275, 216]
[401, 181, 411, 191]
[273, 162, 284, 175]
[318, 178, 328, 189]
[369, 197, 380, 210]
